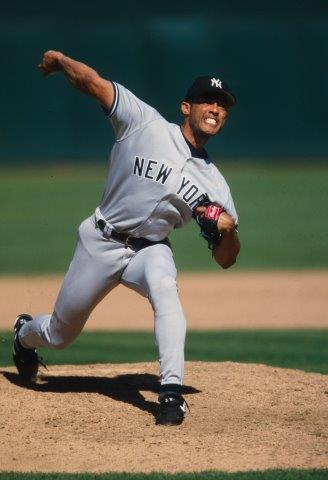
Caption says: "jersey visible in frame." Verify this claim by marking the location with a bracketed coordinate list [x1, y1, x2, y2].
[98, 82, 238, 241]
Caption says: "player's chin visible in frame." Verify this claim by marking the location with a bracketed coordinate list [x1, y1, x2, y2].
[201, 124, 222, 137]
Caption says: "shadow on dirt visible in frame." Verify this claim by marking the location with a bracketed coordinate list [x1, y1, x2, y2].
[1, 370, 200, 418]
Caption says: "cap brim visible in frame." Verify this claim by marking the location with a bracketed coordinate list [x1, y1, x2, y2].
[204, 89, 236, 106]
[187, 89, 236, 107]
[218, 90, 236, 107]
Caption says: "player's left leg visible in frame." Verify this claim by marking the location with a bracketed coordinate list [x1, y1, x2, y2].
[120, 243, 186, 389]
[17, 217, 122, 351]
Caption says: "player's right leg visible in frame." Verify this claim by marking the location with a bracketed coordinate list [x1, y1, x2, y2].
[120, 242, 188, 424]
[15, 217, 123, 357]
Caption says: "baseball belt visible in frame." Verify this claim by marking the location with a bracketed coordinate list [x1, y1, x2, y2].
[95, 218, 171, 250]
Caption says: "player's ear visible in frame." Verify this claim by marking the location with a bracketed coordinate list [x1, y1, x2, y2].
[181, 101, 191, 116]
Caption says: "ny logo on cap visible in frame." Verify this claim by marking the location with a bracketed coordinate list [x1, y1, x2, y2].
[211, 78, 222, 88]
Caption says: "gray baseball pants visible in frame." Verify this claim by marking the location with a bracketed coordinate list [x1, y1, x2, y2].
[18, 216, 186, 386]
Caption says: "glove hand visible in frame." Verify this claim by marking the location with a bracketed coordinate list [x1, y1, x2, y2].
[217, 212, 236, 233]
[193, 202, 225, 249]
[195, 205, 235, 233]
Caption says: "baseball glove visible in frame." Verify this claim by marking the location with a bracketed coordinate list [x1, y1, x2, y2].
[193, 195, 225, 249]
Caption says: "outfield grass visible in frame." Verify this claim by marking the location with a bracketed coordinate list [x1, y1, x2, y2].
[1, 330, 327, 373]
[0, 469, 327, 479]
[0, 163, 327, 273]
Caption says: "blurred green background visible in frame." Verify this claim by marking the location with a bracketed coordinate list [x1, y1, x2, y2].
[0, 163, 327, 274]
[1, 1, 327, 163]
[1, 329, 328, 373]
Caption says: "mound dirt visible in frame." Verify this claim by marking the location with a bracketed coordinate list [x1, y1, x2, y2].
[0, 362, 327, 473]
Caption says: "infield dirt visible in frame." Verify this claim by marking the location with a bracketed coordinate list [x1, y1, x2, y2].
[1, 271, 328, 330]
[1, 361, 327, 473]
[1, 271, 327, 473]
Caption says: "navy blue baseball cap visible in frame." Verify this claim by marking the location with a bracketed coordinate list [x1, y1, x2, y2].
[185, 75, 236, 106]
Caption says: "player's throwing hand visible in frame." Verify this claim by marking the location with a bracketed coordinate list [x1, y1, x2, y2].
[38, 50, 63, 76]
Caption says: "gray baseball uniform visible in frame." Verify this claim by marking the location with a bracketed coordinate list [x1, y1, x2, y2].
[19, 82, 238, 387]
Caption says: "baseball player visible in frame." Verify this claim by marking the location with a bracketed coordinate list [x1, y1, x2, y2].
[13, 51, 240, 426]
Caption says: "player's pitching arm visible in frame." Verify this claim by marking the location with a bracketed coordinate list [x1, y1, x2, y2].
[38, 50, 114, 110]
[213, 212, 240, 269]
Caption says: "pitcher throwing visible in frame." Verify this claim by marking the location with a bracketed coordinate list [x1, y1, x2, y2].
[13, 51, 240, 426]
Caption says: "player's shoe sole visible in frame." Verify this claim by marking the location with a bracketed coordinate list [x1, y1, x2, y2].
[156, 393, 188, 426]
[13, 314, 42, 382]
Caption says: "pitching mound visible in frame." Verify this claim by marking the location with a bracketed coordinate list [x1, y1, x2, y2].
[0, 362, 327, 473]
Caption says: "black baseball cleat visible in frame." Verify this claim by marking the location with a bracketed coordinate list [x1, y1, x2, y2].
[13, 314, 46, 382]
[156, 392, 188, 426]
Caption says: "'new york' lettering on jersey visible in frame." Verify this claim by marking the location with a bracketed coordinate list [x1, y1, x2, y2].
[98, 82, 238, 241]
[133, 157, 206, 209]
[133, 157, 173, 184]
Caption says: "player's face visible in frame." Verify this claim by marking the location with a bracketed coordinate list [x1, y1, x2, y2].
[182, 95, 229, 138]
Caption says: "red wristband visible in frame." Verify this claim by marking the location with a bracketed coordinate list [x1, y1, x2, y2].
[204, 205, 224, 222]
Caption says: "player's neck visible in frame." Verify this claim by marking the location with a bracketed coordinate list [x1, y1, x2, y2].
[180, 123, 208, 150]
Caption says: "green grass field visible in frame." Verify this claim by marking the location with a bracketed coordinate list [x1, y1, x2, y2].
[1, 330, 327, 373]
[0, 470, 327, 480]
[0, 163, 327, 273]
